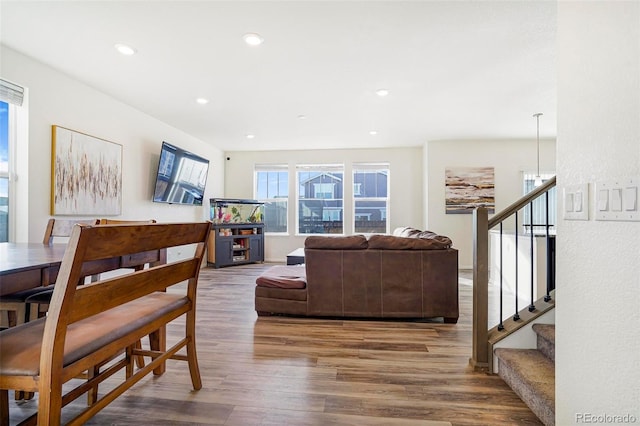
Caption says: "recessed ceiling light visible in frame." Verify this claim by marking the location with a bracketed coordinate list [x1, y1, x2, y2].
[297, 115, 306, 120]
[243, 33, 264, 46]
[375, 89, 389, 97]
[369, 130, 378, 136]
[196, 98, 209, 105]
[246, 134, 255, 139]
[114, 43, 137, 56]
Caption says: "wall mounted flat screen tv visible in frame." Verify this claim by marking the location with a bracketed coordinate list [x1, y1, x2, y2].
[152, 141, 209, 205]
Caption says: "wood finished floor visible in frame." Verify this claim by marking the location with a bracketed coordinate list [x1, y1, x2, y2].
[8, 264, 542, 425]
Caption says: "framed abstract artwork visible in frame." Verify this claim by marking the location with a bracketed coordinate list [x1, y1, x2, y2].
[445, 166, 495, 214]
[51, 125, 122, 215]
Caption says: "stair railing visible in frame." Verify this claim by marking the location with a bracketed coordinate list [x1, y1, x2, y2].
[470, 176, 556, 371]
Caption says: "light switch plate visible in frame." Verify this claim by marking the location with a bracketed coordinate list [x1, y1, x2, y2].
[595, 177, 640, 221]
[563, 183, 589, 220]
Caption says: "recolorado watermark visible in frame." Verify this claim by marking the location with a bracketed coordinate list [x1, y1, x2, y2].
[576, 413, 638, 424]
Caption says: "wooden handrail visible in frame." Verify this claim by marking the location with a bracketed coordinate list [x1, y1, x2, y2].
[470, 176, 556, 372]
[488, 176, 556, 228]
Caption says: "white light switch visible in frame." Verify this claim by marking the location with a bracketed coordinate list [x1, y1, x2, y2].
[564, 184, 589, 220]
[611, 189, 623, 211]
[574, 191, 583, 212]
[565, 193, 574, 212]
[598, 189, 608, 211]
[624, 187, 637, 211]
[596, 177, 640, 221]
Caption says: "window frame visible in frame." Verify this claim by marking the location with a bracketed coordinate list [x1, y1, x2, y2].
[352, 162, 390, 235]
[0, 99, 21, 242]
[296, 164, 344, 236]
[0, 100, 9, 242]
[254, 164, 289, 235]
[522, 172, 556, 235]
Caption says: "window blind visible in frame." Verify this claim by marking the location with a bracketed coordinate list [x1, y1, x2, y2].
[254, 164, 288, 171]
[0, 79, 25, 106]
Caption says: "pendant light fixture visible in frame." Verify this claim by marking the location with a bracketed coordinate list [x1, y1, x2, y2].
[533, 112, 543, 187]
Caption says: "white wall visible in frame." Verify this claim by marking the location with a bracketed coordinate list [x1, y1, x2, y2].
[1, 46, 224, 243]
[224, 140, 556, 266]
[557, 2, 639, 424]
[223, 148, 423, 262]
[424, 139, 556, 268]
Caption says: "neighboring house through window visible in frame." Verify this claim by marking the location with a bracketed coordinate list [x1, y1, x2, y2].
[297, 164, 344, 234]
[353, 163, 389, 234]
[255, 165, 289, 233]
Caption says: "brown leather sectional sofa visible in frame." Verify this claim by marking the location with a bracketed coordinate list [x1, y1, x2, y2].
[254, 227, 459, 323]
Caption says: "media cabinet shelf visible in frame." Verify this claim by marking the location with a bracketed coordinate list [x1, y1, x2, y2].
[207, 223, 264, 268]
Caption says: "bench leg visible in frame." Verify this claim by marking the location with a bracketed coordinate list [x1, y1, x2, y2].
[149, 326, 166, 375]
[133, 339, 145, 369]
[87, 365, 100, 405]
[0, 389, 8, 426]
[126, 346, 135, 379]
[185, 313, 202, 390]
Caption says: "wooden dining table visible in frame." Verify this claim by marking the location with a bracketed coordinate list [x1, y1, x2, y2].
[0, 243, 68, 296]
[0, 241, 168, 374]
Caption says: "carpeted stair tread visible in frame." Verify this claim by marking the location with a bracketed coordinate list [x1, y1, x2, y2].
[532, 323, 555, 362]
[495, 348, 555, 426]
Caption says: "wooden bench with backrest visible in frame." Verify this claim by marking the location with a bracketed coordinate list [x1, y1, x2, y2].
[26, 218, 167, 376]
[0, 221, 210, 426]
[24, 219, 164, 319]
[0, 218, 100, 327]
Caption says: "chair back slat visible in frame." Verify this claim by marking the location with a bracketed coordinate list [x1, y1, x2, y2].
[43, 218, 100, 245]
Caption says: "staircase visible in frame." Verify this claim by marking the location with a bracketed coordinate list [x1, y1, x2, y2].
[494, 324, 555, 426]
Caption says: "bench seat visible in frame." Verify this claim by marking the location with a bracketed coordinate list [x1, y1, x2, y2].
[0, 293, 187, 379]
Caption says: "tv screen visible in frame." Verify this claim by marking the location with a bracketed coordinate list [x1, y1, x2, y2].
[152, 142, 209, 205]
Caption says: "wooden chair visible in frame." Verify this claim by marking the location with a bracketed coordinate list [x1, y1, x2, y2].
[42, 218, 100, 245]
[0, 222, 210, 425]
[0, 218, 99, 328]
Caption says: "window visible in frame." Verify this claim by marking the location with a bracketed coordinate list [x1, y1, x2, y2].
[313, 183, 335, 199]
[255, 165, 289, 233]
[0, 78, 26, 242]
[523, 172, 556, 234]
[0, 101, 8, 242]
[353, 163, 390, 234]
[297, 164, 344, 234]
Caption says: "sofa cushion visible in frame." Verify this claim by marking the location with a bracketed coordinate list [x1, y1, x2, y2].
[256, 265, 307, 289]
[304, 234, 368, 250]
[368, 234, 452, 250]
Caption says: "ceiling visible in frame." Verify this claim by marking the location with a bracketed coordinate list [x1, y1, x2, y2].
[0, 1, 556, 152]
